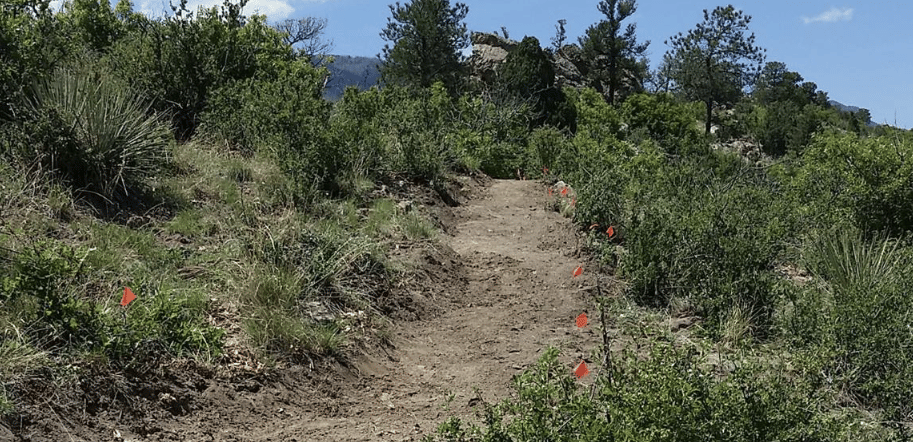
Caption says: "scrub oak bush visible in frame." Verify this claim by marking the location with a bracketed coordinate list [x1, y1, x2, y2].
[780, 131, 913, 236]
[430, 344, 848, 442]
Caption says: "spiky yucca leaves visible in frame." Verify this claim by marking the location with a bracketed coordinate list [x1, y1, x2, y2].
[808, 228, 901, 293]
[20, 65, 171, 199]
[804, 227, 913, 419]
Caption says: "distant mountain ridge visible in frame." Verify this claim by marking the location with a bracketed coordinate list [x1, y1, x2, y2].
[828, 100, 863, 115]
[323, 55, 380, 100]
[829, 99, 878, 127]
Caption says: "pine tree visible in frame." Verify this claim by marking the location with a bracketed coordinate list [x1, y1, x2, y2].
[379, 0, 469, 94]
[665, 5, 766, 134]
[579, 0, 649, 105]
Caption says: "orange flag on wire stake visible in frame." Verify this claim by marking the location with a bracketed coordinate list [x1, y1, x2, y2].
[121, 287, 136, 307]
[573, 266, 583, 277]
[574, 361, 590, 379]
[606, 226, 615, 238]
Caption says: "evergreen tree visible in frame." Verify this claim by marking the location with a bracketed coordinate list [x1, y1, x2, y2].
[579, 0, 649, 105]
[754, 61, 808, 106]
[379, 0, 469, 94]
[666, 5, 766, 134]
[499, 36, 575, 131]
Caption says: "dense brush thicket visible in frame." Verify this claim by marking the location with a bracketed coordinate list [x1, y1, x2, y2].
[2, 0, 912, 438]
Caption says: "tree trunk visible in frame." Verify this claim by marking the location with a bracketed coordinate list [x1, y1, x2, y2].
[705, 98, 712, 135]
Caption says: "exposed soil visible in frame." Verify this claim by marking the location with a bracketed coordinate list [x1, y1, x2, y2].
[3, 179, 607, 442]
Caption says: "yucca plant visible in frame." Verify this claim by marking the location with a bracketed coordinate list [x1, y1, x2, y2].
[20, 65, 171, 199]
[803, 227, 913, 418]
[806, 227, 901, 293]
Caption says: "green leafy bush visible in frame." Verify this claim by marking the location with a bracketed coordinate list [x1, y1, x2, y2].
[105, 284, 224, 362]
[200, 60, 331, 199]
[618, 153, 793, 336]
[431, 344, 847, 441]
[448, 93, 529, 177]
[104, 2, 294, 137]
[565, 87, 622, 144]
[780, 131, 913, 235]
[0, 240, 222, 364]
[621, 92, 703, 152]
[525, 126, 567, 176]
[0, 241, 101, 349]
[0, 0, 74, 118]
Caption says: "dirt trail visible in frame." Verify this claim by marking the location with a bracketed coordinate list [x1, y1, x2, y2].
[13, 179, 603, 442]
[283, 179, 603, 441]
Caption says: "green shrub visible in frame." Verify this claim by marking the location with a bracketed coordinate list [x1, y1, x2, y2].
[201, 61, 329, 154]
[104, 3, 294, 137]
[200, 60, 331, 199]
[572, 138, 665, 237]
[12, 64, 171, 199]
[0, 239, 222, 364]
[431, 344, 848, 441]
[526, 126, 567, 175]
[797, 228, 913, 419]
[621, 92, 703, 152]
[448, 93, 529, 177]
[0, 241, 101, 349]
[565, 87, 622, 144]
[106, 284, 224, 361]
[0, 0, 74, 119]
[781, 131, 913, 235]
[618, 153, 793, 336]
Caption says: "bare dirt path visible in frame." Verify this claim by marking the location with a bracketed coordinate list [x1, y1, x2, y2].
[280, 179, 603, 441]
[70, 179, 604, 442]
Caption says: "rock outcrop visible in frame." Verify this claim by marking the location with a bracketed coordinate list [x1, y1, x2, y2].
[467, 32, 590, 90]
[467, 32, 516, 84]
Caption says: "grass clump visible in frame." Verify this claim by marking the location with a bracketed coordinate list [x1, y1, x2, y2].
[0, 236, 223, 367]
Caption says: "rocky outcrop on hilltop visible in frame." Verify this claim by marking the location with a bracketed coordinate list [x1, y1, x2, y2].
[466, 32, 516, 84]
[467, 31, 590, 91]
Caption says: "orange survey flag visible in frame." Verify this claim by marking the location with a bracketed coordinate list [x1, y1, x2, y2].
[121, 287, 136, 306]
[573, 266, 583, 277]
[574, 361, 590, 378]
[606, 226, 615, 238]
[576, 313, 588, 328]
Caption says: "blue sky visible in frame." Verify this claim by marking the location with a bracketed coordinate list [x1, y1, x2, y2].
[136, 0, 911, 128]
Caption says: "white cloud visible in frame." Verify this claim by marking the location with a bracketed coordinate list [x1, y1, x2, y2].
[137, 0, 294, 20]
[244, 0, 294, 19]
[802, 7, 854, 24]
